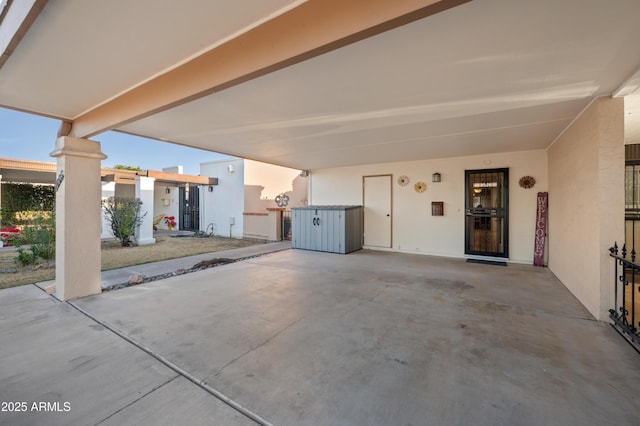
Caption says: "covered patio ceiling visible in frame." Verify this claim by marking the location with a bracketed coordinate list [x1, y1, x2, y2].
[1, 0, 639, 170]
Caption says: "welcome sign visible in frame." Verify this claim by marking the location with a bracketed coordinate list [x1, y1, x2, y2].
[533, 192, 548, 267]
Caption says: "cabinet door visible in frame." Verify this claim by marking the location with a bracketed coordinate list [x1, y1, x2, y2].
[319, 210, 329, 252]
[312, 211, 321, 251]
[292, 210, 301, 248]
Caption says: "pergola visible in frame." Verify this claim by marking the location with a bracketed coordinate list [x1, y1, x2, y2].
[1, 0, 640, 300]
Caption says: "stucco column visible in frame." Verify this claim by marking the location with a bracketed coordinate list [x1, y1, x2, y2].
[101, 181, 116, 239]
[50, 137, 107, 300]
[135, 176, 156, 245]
[548, 97, 624, 321]
[267, 208, 284, 241]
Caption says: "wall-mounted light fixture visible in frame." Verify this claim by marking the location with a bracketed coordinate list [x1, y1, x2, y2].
[432, 172, 441, 183]
[208, 186, 214, 192]
[165, 187, 171, 194]
[227, 164, 235, 173]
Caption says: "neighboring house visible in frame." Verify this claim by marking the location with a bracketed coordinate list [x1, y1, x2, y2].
[200, 159, 308, 240]
[1, 157, 307, 244]
[98, 165, 218, 244]
[0, 158, 217, 244]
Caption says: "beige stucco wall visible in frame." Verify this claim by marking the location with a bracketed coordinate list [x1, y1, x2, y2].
[244, 160, 303, 200]
[153, 185, 179, 230]
[310, 150, 547, 263]
[243, 160, 308, 213]
[244, 185, 273, 213]
[242, 213, 270, 240]
[548, 97, 624, 320]
[200, 159, 245, 238]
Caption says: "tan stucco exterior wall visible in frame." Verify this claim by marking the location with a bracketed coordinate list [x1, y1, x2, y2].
[548, 97, 624, 320]
[310, 150, 547, 263]
[244, 160, 302, 201]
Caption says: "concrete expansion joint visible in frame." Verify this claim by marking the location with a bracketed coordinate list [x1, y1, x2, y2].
[211, 315, 306, 380]
[341, 284, 389, 318]
[95, 375, 179, 425]
[64, 300, 275, 426]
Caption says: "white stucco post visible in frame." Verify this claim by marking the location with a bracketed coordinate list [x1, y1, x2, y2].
[101, 181, 116, 239]
[135, 176, 156, 245]
[50, 137, 107, 300]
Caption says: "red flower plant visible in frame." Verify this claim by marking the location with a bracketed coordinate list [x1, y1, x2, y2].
[164, 216, 177, 230]
[0, 227, 21, 247]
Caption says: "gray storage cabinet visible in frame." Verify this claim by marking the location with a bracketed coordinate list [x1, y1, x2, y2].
[291, 205, 363, 254]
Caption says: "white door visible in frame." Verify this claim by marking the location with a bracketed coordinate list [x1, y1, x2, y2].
[363, 175, 392, 248]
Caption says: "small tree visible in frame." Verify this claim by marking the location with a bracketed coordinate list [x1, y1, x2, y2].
[103, 197, 146, 246]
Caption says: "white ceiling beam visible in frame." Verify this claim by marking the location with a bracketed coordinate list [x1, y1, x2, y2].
[0, 0, 48, 69]
[69, 0, 471, 139]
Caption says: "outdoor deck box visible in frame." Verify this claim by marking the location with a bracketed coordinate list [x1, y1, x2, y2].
[291, 205, 363, 254]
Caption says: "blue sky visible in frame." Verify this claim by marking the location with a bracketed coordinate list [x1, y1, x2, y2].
[0, 107, 232, 175]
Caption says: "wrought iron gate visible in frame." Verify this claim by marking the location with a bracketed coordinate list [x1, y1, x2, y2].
[281, 210, 292, 241]
[609, 242, 640, 353]
[179, 185, 200, 231]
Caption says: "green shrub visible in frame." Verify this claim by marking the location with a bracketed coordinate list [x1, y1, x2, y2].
[11, 213, 56, 267]
[102, 197, 146, 246]
[15, 248, 35, 266]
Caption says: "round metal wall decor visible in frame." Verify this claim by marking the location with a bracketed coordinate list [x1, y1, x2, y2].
[519, 176, 536, 189]
[414, 181, 427, 193]
[397, 175, 410, 186]
[275, 193, 290, 207]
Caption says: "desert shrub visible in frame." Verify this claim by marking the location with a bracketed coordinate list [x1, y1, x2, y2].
[15, 248, 35, 266]
[28, 215, 56, 260]
[103, 197, 146, 246]
[10, 213, 56, 266]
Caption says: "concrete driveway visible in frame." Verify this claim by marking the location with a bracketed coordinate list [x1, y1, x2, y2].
[1, 249, 639, 425]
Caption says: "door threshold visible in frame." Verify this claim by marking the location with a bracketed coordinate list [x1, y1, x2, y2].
[465, 255, 508, 266]
[466, 258, 507, 266]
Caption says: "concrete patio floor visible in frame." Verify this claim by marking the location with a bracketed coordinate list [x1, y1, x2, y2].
[1, 249, 639, 425]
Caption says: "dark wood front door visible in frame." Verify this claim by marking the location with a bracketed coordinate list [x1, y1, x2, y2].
[465, 169, 509, 258]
